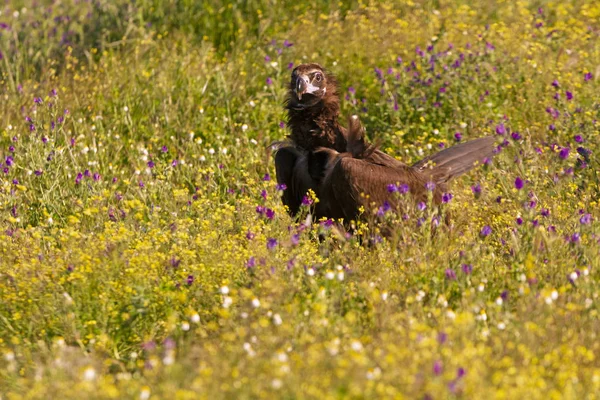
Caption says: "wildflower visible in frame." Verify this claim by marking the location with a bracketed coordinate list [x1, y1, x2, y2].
[558, 147, 569, 159]
[267, 238, 278, 250]
[387, 184, 398, 193]
[265, 208, 275, 220]
[551, 80, 559, 88]
[433, 360, 443, 375]
[417, 202, 426, 211]
[471, 183, 482, 197]
[516, 217, 523, 225]
[442, 193, 453, 203]
[495, 123, 506, 135]
[266, 77, 273, 85]
[263, 173, 271, 181]
[566, 91, 573, 101]
[461, 264, 473, 274]
[580, 214, 592, 225]
[425, 181, 436, 191]
[445, 269, 456, 280]
[514, 177, 524, 190]
[511, 132, 522, 140]
[584, 72, 593, 82]
[454, 132, 462, 141]
[246, 257, 256, 268]
[186, 275, 194, 285]
[276, 183, 287, 191]
[480, 225, 492, 237]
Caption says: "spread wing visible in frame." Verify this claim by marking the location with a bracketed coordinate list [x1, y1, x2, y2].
[319, 156, 430, 221]
[413, 136, 496, 183]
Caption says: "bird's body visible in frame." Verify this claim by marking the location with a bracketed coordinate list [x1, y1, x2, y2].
[275, 63, 496, 223]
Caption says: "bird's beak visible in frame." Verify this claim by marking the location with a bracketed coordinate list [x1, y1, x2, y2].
[295, 75, 308, 100]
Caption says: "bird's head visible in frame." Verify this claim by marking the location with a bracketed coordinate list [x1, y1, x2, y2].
[288, 63, 336, 110]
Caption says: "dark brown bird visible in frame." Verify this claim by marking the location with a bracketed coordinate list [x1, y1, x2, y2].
[274, 63, 497, 221]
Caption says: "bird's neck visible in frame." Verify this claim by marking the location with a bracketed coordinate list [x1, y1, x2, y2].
[287, 98, 347, 152]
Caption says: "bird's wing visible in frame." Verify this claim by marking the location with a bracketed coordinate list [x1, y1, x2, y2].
[319, 156, 427, 221]
[412, 136, 496, 183]
[275, 146, 316, 216]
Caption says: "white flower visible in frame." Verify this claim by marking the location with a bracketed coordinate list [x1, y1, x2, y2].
[208, 148, 215, 155]
[583, 268, 589, 276]
[242, 124, 248, 131]
[271, 379, 283, 389]
[82, 367, 96, 381]
[381, 291, 388, 301]
[460, 122, 467, 128]
[223, 296, 233, 308]
[446, 310, 456, 320]
[351, 340, 363, 352]
[273, 314, 282, 325]
[307, 268, 315, 276]
[249, 101, 256, 107]
[163, 353, 174, 365]
[325, 271, 335, 280]
[569, 272, 578, 281]
[4, 352, 15, 362]
[47, 217, 53, 225]
[220, 286, 230, 295]
[123, 106, 129, 112]
[478, 283, 485, 292]
[250, 139, 258, 145]
[277, 352, 288, 362]
[140, 388, 151, 400]
[181, 322, 190, 331]
[433, 129, 439, 135]
[551, 290, 558, 300]
[497, 322, 506, 330]
[190, 314, 200, 323]
[495, 297, 503, 306]
[252, 298, 261, 308]
[270, 61, 278, 68]
[337, 272, 345, 281]
[199, 155, 206, 162]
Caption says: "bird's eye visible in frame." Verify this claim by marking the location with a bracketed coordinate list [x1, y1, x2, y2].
[314, 73, 322, 82]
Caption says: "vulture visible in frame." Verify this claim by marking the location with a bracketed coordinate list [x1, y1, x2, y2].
[274, 63, 496, 223]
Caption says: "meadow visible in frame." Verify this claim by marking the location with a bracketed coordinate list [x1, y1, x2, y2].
[0, 0, 599, 398]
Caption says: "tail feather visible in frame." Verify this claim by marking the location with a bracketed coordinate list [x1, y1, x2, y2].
[413, 136, 496, 182]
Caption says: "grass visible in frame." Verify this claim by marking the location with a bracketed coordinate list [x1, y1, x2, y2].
[0, 0, 599, 398]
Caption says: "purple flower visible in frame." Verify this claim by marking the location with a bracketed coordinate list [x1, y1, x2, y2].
[34, 170, 43, 176]
[291, 234, 300, 246]
[93, 173, 101, 181]
[387, 183, 398, 193]
[265, 208, 275, 220]
[147, 160, 155, 168]
[514, 177, 524, 190]
[471, 183, 482, 197]
[445, 268, 456, 280]
[399, 184, 410, 194]
[566, 91, 573, 101]
[283, 40, 293, 48]
[570, 233, 580, 243]
[75, 172, 83, 184]
[161, 146, 168, 153]
[261, 189, 267, 200]
[551, 80, 559, 88]
[287, 62, 294, 70]
[574, 135, 583, 143]
[516, 217, 523, 225]
[480, 225, 492, 237]
[457, 367, 466, 378]
[5, 156, 13, 167]
[276, 183, 287, 191]
[580, 213, 592, 225]
[559, 147, 570, 160]
[495, 123, 506, 135]
[266, 77, 273, 86]
[246, 231, 255, 240]
[246, 256, 256, 268]
[267, 238, 278, 250]
[417, 202, 426, 211]
[548, 124, 556, 131]
[255, 205, 265, 215]
[442, 193, 453, 203]
[425, 181, 436, 191]
[29, 124, 36, 132]
[461, 264, 473, 274]
[263, 173, 271, 181]
[186, 275, 194, 285]
[264, 55, 271, 62]
[433, 360, 443, 375]
[34, 97, 43, 104]
[437, 332, 447, 344]
[511, 132, 522, 140]
[454, 132, 462, 142]
[301, 196, 313, 206]
[584, 72, 593, 82]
